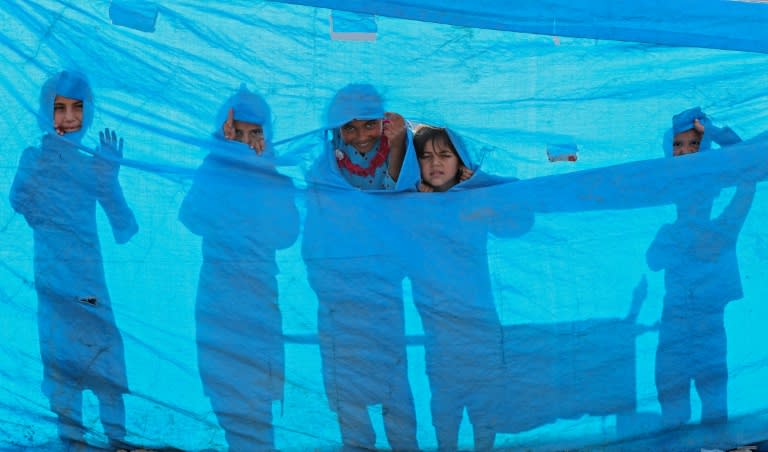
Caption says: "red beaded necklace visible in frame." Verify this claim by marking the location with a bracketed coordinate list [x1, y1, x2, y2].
[336, 135, 389, 177]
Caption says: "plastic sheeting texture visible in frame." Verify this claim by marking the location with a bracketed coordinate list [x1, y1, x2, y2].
[1, 1, 768, 451]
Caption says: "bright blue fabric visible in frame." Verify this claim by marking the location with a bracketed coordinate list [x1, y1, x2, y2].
[2, 2, 768, 451]
[178, 88, 299, 450]
[9, 71, 137, 447]
[278, 0, 768, 53]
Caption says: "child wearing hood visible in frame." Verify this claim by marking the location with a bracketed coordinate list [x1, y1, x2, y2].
[648, 107, 755, 428]
[410, 125, 533, 451]
[179, 86, 299, 451]
[414, 125, 474, 192]
[664, 107, 742, 158]
[301, 84, 420, 451]
[9, 70, 138, 450]
[323, 83, 417, 190]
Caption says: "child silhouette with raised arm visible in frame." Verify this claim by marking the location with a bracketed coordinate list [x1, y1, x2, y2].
[10, 70, 138, 450]
[179, 86, 299, 451]
[649, 107, 755, 428]
[301, 84, 420, 451]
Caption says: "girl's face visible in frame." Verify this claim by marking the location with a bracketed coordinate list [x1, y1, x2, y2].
[53, 95, 83, 135]
[340, 119, 382, 154]
[419, 138, 460, 192]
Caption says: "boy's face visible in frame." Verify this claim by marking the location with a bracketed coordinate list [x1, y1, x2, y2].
[53, 95, 83, 135]
[340, 119, 382, 154]
[672, 129, 702, 157]
[419, 138, 460, 192]
[233, 120, 265, 152]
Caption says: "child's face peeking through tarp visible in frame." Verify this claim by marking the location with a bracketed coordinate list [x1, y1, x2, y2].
[339, 119, 383, 154]
[673, 128, 703, 157]
[38, 71, 94, 143]
[231, 119, 264, 151]
[221, 107, 267, 154]
[53, 95, 83, 136]
[417, 132, 463, 192]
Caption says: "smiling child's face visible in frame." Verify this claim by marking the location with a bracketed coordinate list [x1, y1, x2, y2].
[53, 95, 83, 135]
[340, 119, 382, 154]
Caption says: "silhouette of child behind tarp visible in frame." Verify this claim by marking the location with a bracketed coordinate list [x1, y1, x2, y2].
[179, 86, 299, 451]
[301, 84, 420, 451]
[648, 107, 755, 427]
[9, 70, 138, 449]
[408, 126, 534, 450]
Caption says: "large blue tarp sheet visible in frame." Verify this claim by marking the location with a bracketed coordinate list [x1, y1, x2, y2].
[2, 1, 768, 451]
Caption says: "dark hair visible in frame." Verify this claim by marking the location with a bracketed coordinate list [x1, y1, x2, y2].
[413, 125, 462, 163]
[413, 126, 466, 189]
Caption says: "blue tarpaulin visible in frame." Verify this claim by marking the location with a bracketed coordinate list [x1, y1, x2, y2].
[1, 1, 768, 451]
